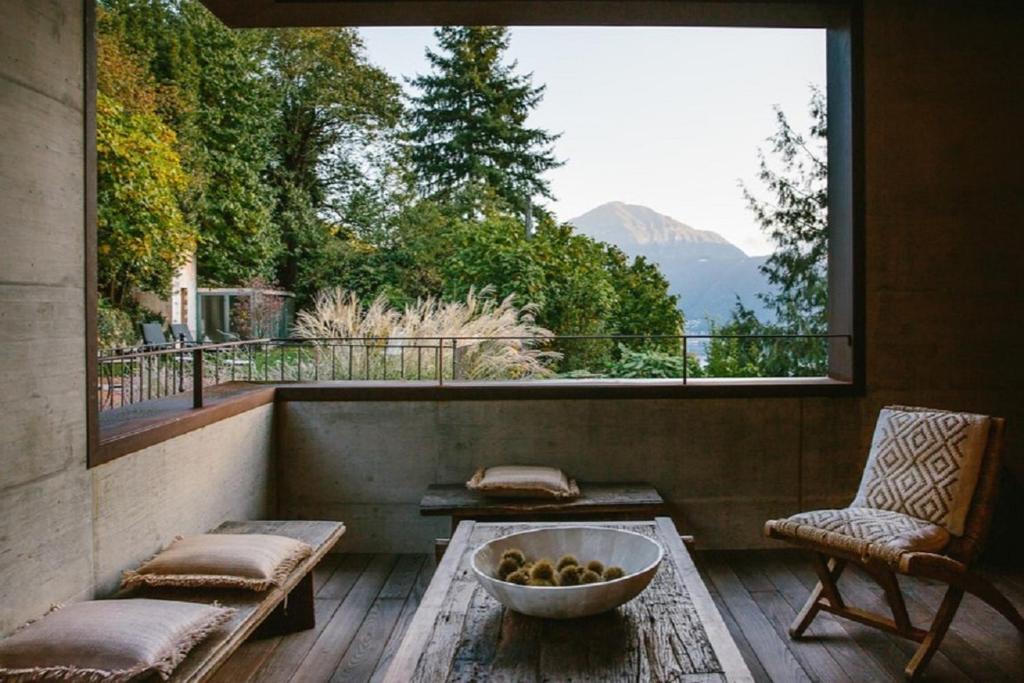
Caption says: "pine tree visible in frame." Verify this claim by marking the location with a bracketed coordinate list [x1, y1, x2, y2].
[705, 87, 829, 377]
[744, 86, 828, 332]
[407, 27, 562, 212]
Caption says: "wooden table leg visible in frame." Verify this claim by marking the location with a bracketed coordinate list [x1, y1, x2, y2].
[253, 572, 316, 637]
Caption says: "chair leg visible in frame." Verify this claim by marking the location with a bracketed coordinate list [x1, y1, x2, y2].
[790, 555, 846, 638]
[790, 582, 825, 638]
[866, 561, 913, 634]
[905, 586, 964, 681]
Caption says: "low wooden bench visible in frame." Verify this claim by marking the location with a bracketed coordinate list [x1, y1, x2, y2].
[421, 483, 668, 560]
[121, 520, 345, 682]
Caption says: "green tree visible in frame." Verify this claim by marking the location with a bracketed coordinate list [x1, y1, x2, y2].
[407, 27, 562, 212]
[95, 26, 197, 308]
[705, 88, 828, 376]
[603, 248, 683, 340]
[100, 0, 280, 285]
[264, 28, 403, 298]
[746, 86, 828, 333]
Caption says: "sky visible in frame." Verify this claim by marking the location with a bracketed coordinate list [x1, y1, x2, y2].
[359, 27, 825, 257]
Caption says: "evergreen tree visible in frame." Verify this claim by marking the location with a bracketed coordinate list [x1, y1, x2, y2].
[704, 87, 828, 376]
[746, 86, 828, 332]
[407, 27, 562, 212]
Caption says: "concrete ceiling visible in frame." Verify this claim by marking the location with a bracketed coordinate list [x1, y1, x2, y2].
[198, 1, 842, 28]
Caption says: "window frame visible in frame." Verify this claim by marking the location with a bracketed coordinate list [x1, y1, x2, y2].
[85, 0, 864, 467]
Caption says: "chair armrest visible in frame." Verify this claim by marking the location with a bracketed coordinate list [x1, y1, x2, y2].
[897, 551, 967, 579]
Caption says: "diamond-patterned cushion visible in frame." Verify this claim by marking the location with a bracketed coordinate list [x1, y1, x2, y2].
[765, 507, 950, 566]
[852, 406, 990, 536]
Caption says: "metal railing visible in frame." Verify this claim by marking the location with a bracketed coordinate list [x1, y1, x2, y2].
[96, 333, 851, 412]
[97, 339, 270, 412]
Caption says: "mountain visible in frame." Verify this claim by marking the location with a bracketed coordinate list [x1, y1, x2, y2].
[569, 202, 774, 331]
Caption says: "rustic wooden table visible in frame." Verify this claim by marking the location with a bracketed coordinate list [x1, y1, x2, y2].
[384, 517, 752, 682]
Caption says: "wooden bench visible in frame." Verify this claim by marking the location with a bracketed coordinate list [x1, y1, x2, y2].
[122, 520, 345, 682]
[421, 483, 668, 560]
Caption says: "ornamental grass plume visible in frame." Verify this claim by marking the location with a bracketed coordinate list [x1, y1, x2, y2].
[292, 286, 561, 380]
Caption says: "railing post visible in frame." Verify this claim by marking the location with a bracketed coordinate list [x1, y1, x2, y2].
[451, 338, 458, 381]
[437, 337, 444, 387]
[683, 335, 688, 384]
[192, 347, 203, 409]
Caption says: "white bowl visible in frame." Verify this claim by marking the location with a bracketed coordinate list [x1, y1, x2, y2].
[471, 526, 664, 619]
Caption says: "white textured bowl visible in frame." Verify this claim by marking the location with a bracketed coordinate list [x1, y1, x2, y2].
[471, 526, 664, 619]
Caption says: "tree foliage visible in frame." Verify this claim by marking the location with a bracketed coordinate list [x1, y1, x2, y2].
[100, 0, 280, 285]
[265, 28, 404, 297]
[94, 6, 689, 374]
[95, 24, 196, 307]
[705, 88, 829, 377]
[407, 27, 562, 212]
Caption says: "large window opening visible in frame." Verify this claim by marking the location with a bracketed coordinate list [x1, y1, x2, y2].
[88, 0, 861, 460]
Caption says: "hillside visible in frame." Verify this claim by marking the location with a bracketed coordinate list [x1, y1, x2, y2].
[569, 202, 774, 330]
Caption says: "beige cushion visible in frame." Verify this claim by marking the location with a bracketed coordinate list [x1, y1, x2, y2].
[0, 599, 233, 682]
[122, 534, 313, 591]
[852, 405, 990, 536]
[765, 507, 950, 566]
[466, 466, 580, 499]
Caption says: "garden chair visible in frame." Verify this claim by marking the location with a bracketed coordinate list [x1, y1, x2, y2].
[140, 322, 169, 348]
[170, 323, 196, 345]
[765, 405, 1023, 680]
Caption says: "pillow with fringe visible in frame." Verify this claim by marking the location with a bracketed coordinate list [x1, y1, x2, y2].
[0, 599, 233, 682]
[466, 466, 580, 499]
[122, 534, 313, 592]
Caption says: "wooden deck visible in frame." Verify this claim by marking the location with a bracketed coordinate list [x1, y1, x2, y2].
[215, 550, 1023, 682]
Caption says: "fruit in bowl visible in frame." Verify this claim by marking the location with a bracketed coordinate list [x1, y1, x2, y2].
[471, 526, 663, 619]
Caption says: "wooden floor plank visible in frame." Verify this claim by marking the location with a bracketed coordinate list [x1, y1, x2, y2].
[368, 557, 434, 683]
[250, 598, 342, 683]
[758, 554, 894, 683]
[330, 556, 426, 683]
[290, 554, 398, 682]
[247, 554, 374, 682]
[214, 551, 1022, 683]
[208, 633, 280, 683]
[313, 554, 343, 594]
[749, 586, 853, 683]
[318, 553, 373, 599]
[703, 555, 811, 682]
[733, 551, 858, 681]
[703, 580, 772, 683]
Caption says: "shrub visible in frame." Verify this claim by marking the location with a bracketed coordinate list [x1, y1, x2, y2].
[605, 343, 700, 379]
[98, 298, 138, 350]
[292, 286, 561, 380]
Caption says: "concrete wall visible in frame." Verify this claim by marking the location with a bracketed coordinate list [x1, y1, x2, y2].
[0, 2, 275, 635]
[0, 0, 95, 637]
[278, 397, 863, 552]
[91, 404, 275, 595]
[279, 1, 1024, 553]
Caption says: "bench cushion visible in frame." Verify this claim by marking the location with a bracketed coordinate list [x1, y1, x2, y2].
[466, 466, 580, 500]
[122, 534, 313, 592]
[0, 599, 233, 682]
